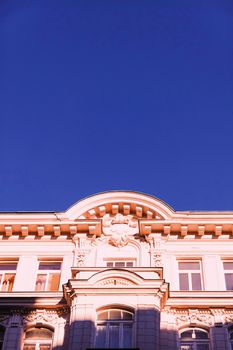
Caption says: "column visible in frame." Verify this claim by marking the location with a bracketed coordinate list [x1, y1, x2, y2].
[68, 298, 95, 350]
[3, 314, 23, 350]
[136, 305, 160, 350]
[210, 326, 231, 350]
[160, 310, 178, 350]
[52, 318, 67, 350]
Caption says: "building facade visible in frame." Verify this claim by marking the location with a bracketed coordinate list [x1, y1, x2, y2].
[0, 191, 233, 350]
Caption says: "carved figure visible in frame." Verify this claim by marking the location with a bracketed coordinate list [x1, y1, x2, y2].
[102, 213, 138, 247]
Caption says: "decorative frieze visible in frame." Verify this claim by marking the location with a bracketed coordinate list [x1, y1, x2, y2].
[174, 309, 213, 327]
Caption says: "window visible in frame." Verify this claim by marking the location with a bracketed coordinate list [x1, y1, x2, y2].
[0, 262, 17, 292]
[23, 327, 53, 350]
[106, 261, 134, 268]
[180, 328, 209, 350]
[223, 262, 233, 290]
[35, 262, 61, 291]
[95, 309, 134, 348]
[178, 261, 203, 291]
[0, 326, 5, 350]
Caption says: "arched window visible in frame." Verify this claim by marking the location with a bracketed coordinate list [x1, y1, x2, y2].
[95, 309, 134, 349]
[23, 326, 53, 350]
[0, 326, 5, 350]
[180, 328, 209, 350]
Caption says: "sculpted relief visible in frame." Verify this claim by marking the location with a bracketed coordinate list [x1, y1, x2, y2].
[102, 213, 138, 248]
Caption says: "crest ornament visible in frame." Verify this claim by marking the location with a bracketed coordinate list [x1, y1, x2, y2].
[102, 214, 138, 248]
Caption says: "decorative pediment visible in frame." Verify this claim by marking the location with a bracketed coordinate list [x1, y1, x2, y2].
[65, 191, 173, 221]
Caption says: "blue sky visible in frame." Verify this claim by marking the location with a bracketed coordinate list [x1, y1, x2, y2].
[1, 0, 233, 211]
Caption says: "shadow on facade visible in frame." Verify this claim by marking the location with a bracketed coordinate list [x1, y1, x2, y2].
[3, 301, 233, 349]
[52, 307, 179, 350]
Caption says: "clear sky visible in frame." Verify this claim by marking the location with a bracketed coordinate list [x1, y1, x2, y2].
[1, 0, 233, 212]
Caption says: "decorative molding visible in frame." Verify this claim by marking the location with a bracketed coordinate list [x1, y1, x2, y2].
[96, 278, 134, 286]
[102, 213, 138, 248]
[146, 234, 165, 267]
[23, 308, 69, 325]
[73, 234, 90, 267]
[174, 309, 213, 327]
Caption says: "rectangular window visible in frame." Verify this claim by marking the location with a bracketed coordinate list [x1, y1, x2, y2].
[223, 262, 233, 290]
[0, 262, 17, 292]
[178, 261, 203, 291]
[35, 262, 61, 291]
[106, 261, 134, 268]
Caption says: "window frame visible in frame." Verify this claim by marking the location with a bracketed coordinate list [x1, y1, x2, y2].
[95, 308, 135, 349]
[178, 260, 203, 291]
[179, 328, 209, 350]
[0, 261, 18, 292]
[23, 326, 53, 350]
[223, 261, 233, 291]
[105, 259, 136, 268]
[35, 260, 62, 292]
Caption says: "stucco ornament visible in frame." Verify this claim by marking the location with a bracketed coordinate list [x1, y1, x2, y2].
[102, 213, 138, 247]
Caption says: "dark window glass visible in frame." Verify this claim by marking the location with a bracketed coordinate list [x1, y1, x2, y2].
[38, 263, 61, 270]
[192, 273, 202, 290]
[106, 262, 114, 267]
[179, 262, 200, 270]
[0, 264, 17, 270]
[115, 262, 125, 267]
[225, 274, 233, 290]
[223, 262, 233, 270]
[179, 273, 189, 290]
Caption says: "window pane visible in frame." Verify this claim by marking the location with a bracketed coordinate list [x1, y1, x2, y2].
[109, 324, 120, 348]
[191, 273, 202, 290]
[106, 262, 113, 267]
[179, 273, 189, 290]
[115, 262, 125, 267]
[123, 324, 133, 348]
[98, 311, 108, 320]
[179, 262, 200, 270]
[109, 310, 121, 319]
[39, 263, 61, 270]
[40, 345, 51, 350]
[126, 262, 134, 267]
[35, 275, 46, 291]
[195, 330, 208, 339]
[25, 328, 53, 340]
[180, 345, 193, 350]
[23, 346, 36, 350]
[95, 325, 107, 348]
[181, 331, 193, 340]
[196, 344, 209, 350]
[225, 274, 233, 290]
[123, 311, 133, 320]
[47, 273, 60, 291]
[1, 274, 15, 292]
[0, 264, 17, 270]
[223, 262, 233, 270]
